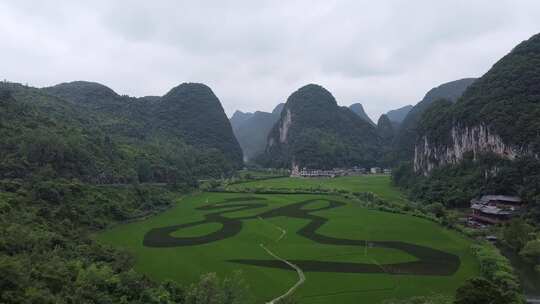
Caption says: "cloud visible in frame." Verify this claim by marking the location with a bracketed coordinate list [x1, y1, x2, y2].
[1, 0, 540, 121]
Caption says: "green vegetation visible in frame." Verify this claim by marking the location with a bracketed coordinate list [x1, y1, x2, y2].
[0, 80, 248, 303]
[259, 84, 381, 169]
[449, 34, 540, 152]
[98, 186, 479, 304]
[393, 154, 540, 220]
[1, 179, 171, 303]
[377, 114, 396, 166]
[392, 78, 475, 163]
[462, 243, 524, 303]
[226, 175, 407, 204]
[406, 33, 540, 215]
[0, 81, 242, 185]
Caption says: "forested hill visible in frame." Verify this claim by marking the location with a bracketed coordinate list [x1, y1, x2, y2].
[259, 84, 381, 169]
[1, 81, 242, 185]
[0, 81, 249, 303]
[393, 32, 540, 220]
[392, 77, 476, 162]
[414, 32, 540, 172]
[231, 103, 284, 161]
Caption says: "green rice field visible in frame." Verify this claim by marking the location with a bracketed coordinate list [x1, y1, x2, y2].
[97, 176, 479, 303]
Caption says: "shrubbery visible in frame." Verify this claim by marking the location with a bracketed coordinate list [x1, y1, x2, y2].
[466, 243, 523, 303]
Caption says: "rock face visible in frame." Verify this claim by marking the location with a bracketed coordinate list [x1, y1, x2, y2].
[262, 84, 381, 169]
[230, 103, 284, 161]
[349, 103, 375, 126]
[393, 78, 476, 162]
[414, 124, 525, 173]
[414, 33, 540, 173]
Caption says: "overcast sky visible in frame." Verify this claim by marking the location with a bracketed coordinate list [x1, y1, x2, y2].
[1, 1, 540, 120]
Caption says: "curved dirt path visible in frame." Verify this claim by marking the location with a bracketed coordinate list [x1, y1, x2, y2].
[259, 219, 305, 304]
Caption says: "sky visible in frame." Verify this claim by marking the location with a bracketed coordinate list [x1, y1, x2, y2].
[1, 1, 540, 121]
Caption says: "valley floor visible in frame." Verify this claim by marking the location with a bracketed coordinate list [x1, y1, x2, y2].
[97, 176, 479, 303]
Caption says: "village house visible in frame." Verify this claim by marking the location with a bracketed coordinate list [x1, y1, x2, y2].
[290, 165, 392, 178]
[470, 195, 522, 225]
[370, 167, 382, 174]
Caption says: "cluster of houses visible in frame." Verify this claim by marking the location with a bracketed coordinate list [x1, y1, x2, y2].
[468, 195, 522, 227]
[290, 165, 391, 178]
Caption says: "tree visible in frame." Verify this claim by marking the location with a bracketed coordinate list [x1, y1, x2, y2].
[503, 219, 535, 251]
[520, 239, 540, 265]
[454, 277, 516, 304]
[426, 203, 446, 218]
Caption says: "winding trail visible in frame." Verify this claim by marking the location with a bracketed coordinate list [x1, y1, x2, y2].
[259, 218, 305, 304]
[261, 244, 305, 304]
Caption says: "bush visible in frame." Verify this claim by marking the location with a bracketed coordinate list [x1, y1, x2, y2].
[469, 243, 523, 303]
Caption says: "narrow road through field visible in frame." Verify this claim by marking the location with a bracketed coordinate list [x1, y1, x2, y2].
[259, 218, 305, 304]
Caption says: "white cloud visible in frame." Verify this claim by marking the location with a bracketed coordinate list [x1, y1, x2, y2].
[1, 0, 540, 121]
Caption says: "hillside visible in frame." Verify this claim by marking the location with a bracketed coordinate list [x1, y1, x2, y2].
[377, 114, 396, 166]
[155, 83, 243, 168]
[260, 84, 381, 169]
[349, 103, 375, 126]
[2, 81, 242, 183]
[392, 33, 540, 218]
[392, 78, 476, 162]
[415, 33, 540, 173]
[231, 103, 284, 161]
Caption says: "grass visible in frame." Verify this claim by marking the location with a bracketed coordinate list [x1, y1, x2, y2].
[227, 175, 407, 203]
[98, 181, 479, 303]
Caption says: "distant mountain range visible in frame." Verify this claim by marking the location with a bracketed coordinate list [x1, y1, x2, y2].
[386, 105, 413, 124]
[229, 104, 284, 161]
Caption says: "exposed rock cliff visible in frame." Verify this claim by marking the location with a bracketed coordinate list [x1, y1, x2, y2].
[393, 78, 476, 162]
[414, 33, 540, 174]
[414, 124, 529, 173]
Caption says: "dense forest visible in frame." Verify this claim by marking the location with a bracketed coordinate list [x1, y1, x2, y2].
[0, 81, 242, 185]
[0, 81, 250, 303]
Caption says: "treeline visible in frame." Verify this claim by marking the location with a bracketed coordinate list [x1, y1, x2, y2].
[392, 153, 540, 221]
